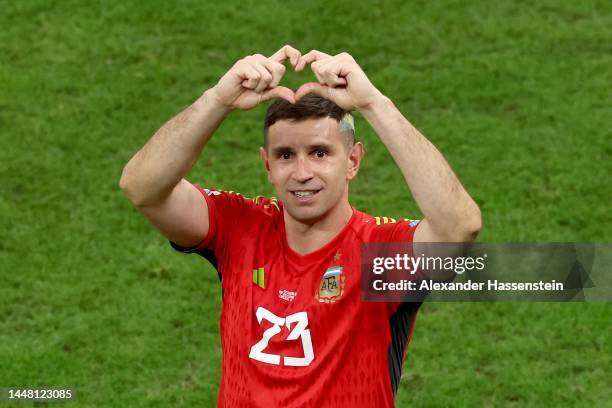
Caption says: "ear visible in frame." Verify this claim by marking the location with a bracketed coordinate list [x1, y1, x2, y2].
[259, 147, 272, 182]
[347, 142, 364, 180]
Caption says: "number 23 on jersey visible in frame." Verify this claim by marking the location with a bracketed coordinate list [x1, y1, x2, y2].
[249, 306, 314, 367]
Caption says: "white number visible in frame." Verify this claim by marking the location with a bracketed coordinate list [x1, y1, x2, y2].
[249, 307, 314, 367]
[249, 307, 285, 365]
[284, 311, 314, 366]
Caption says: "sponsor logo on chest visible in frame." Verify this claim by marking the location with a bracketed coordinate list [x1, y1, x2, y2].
[278, 289, 297, 302]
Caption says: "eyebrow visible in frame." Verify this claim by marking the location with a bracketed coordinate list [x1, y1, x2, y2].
[271, 143, 334, 156]
[308, 143, 333, 152]
[271, 146, 294, 156]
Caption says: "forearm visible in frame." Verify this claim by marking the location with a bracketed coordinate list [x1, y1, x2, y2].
[120, 89, 231, 206]
[361, 96, 481, 240]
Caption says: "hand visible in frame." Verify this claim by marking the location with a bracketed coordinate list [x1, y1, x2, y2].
[294, 50, 383, 111]
[210, 45, 301, 111]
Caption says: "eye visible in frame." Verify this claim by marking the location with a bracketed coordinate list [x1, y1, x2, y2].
[279, 152, 292, 160]
[313, 150, 327, 158]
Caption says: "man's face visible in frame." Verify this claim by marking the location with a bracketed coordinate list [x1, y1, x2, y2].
[261, 117, 363, 224]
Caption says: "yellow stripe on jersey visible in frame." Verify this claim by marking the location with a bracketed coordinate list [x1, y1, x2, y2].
[263, 197, 280, 211]
[375, 216, 398, 225]
[252, 267, 265, 289]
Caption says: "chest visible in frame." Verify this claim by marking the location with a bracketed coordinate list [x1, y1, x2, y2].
[215, 227, 393, 373]
[221, 237, 359, 314]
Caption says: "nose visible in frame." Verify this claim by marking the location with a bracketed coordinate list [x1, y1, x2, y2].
[291, 156, 314, 183]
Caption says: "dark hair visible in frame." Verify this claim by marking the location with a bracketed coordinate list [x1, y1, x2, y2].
[263, 93, 355, 148]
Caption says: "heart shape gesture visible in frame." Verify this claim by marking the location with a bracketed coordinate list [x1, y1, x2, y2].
[293, 50, 382, 111]
[210, 45, 300, 111]
[210, 45, 382, 112]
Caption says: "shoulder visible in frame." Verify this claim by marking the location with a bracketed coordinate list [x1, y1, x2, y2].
[197, 185, 281, 220]
[248, 194, 282, 216]
[351, 209, 421, 242]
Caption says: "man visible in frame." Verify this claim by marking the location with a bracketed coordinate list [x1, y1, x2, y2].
[120, 45, 481, 407]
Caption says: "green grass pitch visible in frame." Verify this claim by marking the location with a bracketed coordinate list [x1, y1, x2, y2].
[1, 0, 610, 406]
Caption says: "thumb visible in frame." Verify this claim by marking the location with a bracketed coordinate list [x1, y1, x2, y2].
[295, 82, 330, 102]
[261, 86, 296, 104]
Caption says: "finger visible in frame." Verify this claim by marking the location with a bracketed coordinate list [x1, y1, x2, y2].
[311, 62, 327, 85]
[261, 86, 296, 104]
[295, 49, 331, 72]
[238, 65, 262, 90]
[294, 82, 330, 102]
[296, 50, 331, 71]
[254, 55, 286, 89]
[329, 56, 352, 83]
[312, 60, 348, 87]
[269, 44, 301, 67]
[323, 60, 349, 86]
[251, 62, 273, 93]
[268, 63, 286, 88]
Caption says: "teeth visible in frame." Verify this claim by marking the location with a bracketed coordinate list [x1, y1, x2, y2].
[294, 191, 315, 197]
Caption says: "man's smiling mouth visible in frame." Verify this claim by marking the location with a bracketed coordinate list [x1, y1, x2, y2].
[290, 189, 322, 198]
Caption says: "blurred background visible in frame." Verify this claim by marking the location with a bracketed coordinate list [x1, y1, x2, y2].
[1, 0, 610, 406]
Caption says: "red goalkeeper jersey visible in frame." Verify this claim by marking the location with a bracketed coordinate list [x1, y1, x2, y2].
[171, 185, 422, 408]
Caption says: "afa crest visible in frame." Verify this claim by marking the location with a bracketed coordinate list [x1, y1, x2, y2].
[315, 266, 345, 303]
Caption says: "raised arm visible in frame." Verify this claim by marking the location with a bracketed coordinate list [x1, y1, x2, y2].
[119, 45, 300, 247]
[294, 50, 481, 243]
[358, 95, 481, 243]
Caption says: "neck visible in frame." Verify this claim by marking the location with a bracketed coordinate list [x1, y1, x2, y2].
[284, 198, 353, 256]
